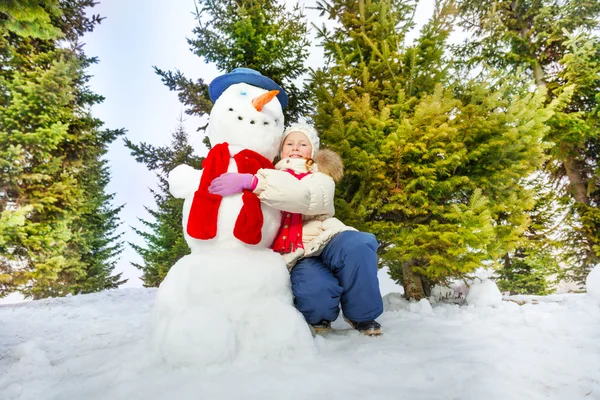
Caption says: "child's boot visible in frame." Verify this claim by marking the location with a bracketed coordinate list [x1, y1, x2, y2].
[310, 320, 332, 335]
[345, 319, 382, 336]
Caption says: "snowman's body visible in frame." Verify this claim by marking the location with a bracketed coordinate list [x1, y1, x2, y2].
[175, 159, 282, 253]
[151, 81, 315, 366]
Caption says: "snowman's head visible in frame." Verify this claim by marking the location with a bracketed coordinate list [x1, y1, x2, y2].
[208, 69, 288, 161]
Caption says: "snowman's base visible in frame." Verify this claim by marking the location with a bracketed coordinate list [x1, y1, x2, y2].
[151, 247, 315, 367]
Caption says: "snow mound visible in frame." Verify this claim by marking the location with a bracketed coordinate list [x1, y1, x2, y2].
[383, 294, 434, 315]
[152, 248, 315, 366]
[382, 292, 410, 312]
[466, 279, 502, 307]
[586, 265, 600, 302]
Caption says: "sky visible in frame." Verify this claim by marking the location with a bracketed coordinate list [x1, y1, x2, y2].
[80, 0, 438, 288]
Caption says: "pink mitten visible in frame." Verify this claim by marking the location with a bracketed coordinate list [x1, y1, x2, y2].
[208, 173, 257, 196]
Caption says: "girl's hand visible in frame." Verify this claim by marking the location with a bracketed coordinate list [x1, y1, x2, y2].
[208, 173, 256, 196]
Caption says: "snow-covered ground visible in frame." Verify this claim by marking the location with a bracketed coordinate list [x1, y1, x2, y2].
[1, 269, 600, 400]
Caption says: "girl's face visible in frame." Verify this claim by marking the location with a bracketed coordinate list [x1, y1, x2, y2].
[281, 131, 312, 159]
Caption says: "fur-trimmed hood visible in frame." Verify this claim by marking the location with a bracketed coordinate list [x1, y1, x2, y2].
[313, 149, 344, 183]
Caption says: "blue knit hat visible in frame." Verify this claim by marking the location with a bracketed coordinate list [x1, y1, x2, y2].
[208, 68, 288, 109]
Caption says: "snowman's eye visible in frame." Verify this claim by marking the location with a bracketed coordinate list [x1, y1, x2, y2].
[241, 91, 247, 96]
[228, 108, 234, 111]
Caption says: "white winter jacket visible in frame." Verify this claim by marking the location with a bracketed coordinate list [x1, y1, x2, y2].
[253, 149, 356, 269]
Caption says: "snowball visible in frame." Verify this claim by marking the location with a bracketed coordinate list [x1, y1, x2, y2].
[168, 164, 202, 199]
[586, 265, 600, 302]
[409, 298, 434, 315]
[152, 248, 315, 367]
[466, 279, 502, 307]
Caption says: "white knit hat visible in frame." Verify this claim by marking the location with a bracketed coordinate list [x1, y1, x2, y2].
[281, 123, 320, 158]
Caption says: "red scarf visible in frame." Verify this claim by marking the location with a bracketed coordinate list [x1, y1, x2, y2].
[271, 170, 311, 253]
[186, 143, 274, 245]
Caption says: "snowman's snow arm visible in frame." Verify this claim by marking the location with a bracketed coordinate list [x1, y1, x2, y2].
[168, 164, 203, 199]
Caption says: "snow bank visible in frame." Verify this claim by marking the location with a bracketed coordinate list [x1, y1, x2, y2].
[382, 292, 410, 312]
[409, 298, 434, 314]
[383, 294, 433, 315]
[2, 286, 600, 399]
[466, 279, 502, 307]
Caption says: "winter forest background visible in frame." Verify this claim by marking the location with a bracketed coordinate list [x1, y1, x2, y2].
[1, 0, 599, 302]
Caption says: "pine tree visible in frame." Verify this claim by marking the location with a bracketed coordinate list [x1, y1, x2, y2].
[311, 0, 553, 299]
[454, 0, 600, 285]
[125, 117, 203, 287]
[495, 176, 562, 295]
[0, 0, 62, 39]
[154, 0, 311, 132]
[0, 0, 124, 299]
[62, 127, 126, 295]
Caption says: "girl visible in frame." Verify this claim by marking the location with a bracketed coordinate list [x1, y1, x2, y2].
[208, 123, 383, 336]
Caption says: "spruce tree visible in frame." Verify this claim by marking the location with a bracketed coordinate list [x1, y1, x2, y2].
[495, 176, 561, 295]
[311, 0, 553, 299]
[0, 0, 124, 298]
[455, 0, 600, 285]
[61, 127, 126, 296]
[0, 0, 62, 39]
[154, 0, 311, 129]
[125, 117, 203, 287]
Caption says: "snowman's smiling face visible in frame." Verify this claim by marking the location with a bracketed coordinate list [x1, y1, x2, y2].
[208, 83, 285, 161]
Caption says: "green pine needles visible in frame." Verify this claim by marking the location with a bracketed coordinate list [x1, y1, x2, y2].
[125, 118, 203, 287]
[0, 0, 125, 299]
[311, 0, 553, 298]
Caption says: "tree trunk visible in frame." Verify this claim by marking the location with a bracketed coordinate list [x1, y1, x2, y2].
[402, 261, 426, 300]
[562, 151, 590, 206]
[503, 253, 516, 295]
[533, 62, 546, 89]
[527, 25, 588, 207]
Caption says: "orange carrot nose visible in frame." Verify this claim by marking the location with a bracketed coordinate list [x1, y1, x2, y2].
[252, 90, 279, 112]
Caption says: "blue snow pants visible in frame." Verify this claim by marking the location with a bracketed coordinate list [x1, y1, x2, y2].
[290, 231, 384, 324]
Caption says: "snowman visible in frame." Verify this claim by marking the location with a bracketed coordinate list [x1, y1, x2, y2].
[151, 68, 315, 366]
